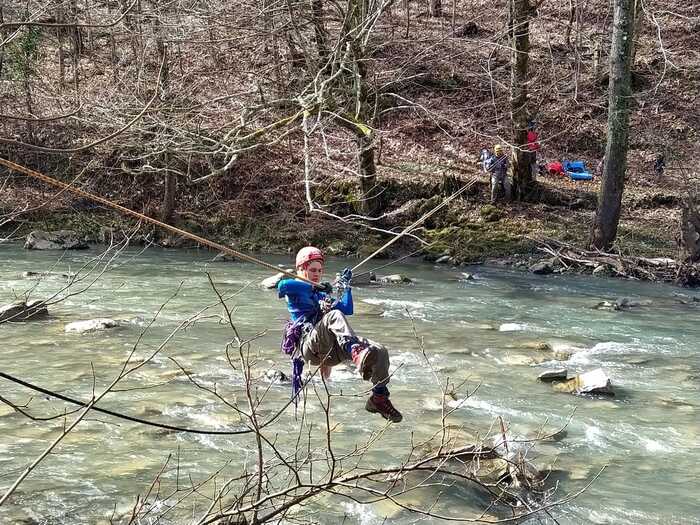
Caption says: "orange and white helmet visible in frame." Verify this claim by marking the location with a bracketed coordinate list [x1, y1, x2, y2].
[295, 246, 325, 269]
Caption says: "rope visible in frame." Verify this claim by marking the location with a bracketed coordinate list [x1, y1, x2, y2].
[0, 157, 313, 285]
[0, 371, 254, 435]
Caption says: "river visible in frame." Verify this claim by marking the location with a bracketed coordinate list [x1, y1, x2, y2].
[0, 244, 698, 524]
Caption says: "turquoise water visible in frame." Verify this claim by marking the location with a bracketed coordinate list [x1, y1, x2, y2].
[0, 244, 698, 524]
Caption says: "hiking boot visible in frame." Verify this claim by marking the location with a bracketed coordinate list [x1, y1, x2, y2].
[366, 394, 403, 423]
[350, 342, 376, 380]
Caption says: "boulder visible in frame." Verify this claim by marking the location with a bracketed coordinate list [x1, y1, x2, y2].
[379, 274, 413, 284]
[24, 230, 88, 250]
[529, 260, 554, 275]
[64, 318, 120, 333]
[552, 368, 614, 396]
[459, 272, 474, 281]
[538, 369, 568, 382]
[0, 300, 49, 322]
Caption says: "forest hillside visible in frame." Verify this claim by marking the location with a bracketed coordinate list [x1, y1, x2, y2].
[1, 0, 698, 265]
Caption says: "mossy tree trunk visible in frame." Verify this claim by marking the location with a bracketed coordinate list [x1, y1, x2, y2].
[156, 17, 176, 224]
[510, 0, 533, 201]
[342, 0, 379, 217]
[681, 194, 700, 262]
[590, 0, 636, 250]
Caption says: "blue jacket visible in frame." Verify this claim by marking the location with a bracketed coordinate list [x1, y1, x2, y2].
[277, 279, 353, 323]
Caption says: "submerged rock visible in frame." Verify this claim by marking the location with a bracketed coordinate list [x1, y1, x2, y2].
[538, 369, 568, 382]
[594, 297, 652, 311]
[212, 252, 238, 262]
[520, 341, 552, 351]
[552, 368, 614, 396]
[20, 271, 74, 280]
[552, 349, 572, 361]
[379, 274, 413, 284]
[0, 300, 49, 322]
[64, 318, 120, 333]
[24, 230, 88, 250]
[502, 354, 548, 366]
[354, 302, 385, 317]
[264, 369, 290, 383]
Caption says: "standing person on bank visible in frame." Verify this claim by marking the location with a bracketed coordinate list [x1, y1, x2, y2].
[486, 144, 511, 203]
[277, 247, 403, 423]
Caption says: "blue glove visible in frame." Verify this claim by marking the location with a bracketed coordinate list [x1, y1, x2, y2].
[337, 267, 352, 288]
[315, 282, 333, 294]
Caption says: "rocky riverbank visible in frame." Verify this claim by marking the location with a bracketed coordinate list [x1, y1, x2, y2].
[2, 169, 691, 286]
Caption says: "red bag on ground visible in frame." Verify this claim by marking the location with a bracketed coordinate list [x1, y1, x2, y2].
[546, 162, 564, 176]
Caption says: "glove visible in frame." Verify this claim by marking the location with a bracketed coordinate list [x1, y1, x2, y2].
[337, 267, 352, 288]
[315, 281, 333, 294]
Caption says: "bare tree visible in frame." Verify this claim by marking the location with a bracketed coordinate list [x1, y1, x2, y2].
[590, 0, 637, 251]
[509, 0, 534, 200]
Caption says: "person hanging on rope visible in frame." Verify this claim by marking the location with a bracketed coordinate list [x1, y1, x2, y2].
[278, 246, 403, 423]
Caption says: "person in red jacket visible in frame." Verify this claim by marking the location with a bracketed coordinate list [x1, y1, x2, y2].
[527, 120, 541, 178]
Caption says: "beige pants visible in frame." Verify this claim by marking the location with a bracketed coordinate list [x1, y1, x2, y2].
[301, 310, 391, 386]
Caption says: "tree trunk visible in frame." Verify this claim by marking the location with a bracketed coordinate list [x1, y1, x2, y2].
[342, 0, 379, 216]
[310, 0, 328, 60]
[163, 164, 177, 223]
[681, 195, 700, 262]
[0, 6, 5, 79]
[629, 0, 643, 66]
[156, 18, 176, 224]
[509, 0, 532, 201]
[357, 132, 377, 215]
[590, 0, 636, 251]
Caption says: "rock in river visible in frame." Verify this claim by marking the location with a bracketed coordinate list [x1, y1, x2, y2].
[379, 274, 413, 284]
[65, 318, 120, 333]
[265, 369, 290, 383]
[0, 300, 49, 322]
[24, 230, 88, 250]
[538, 369, 568, 382]
[552, 368, 614, 396]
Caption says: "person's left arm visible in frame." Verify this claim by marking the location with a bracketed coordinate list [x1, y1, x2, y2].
[331, 267, 354, 315]
[333, 287, 353, 315]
